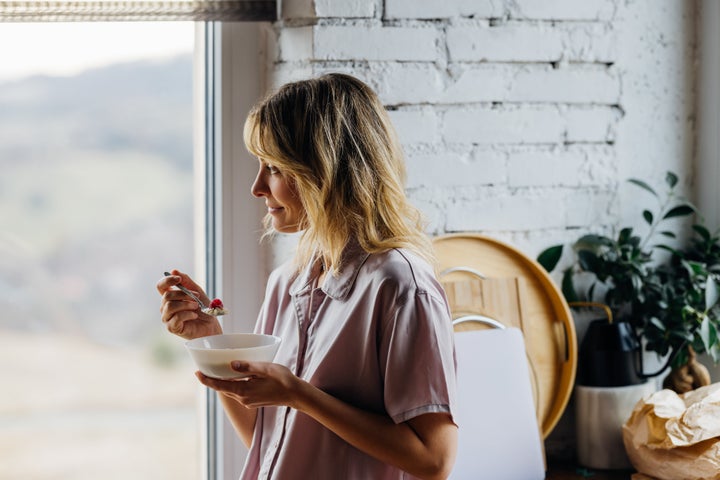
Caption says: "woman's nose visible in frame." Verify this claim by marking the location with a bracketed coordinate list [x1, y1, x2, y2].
[251, 171, 267, 198]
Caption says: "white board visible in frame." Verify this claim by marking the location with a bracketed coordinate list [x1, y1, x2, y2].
[450, 328, 545, 480]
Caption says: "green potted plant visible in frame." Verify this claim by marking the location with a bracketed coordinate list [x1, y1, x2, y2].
[640, 223, 720, 391]
[538, 172, 720, 470]
[537, 172, 719, 391]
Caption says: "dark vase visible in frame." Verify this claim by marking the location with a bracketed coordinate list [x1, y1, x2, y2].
[577, 318, 644, 387]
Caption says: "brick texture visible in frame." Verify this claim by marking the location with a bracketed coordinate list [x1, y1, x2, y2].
[270, 0, 695, 259]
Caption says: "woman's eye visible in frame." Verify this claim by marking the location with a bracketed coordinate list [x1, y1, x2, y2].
[266, 165, 279, 174]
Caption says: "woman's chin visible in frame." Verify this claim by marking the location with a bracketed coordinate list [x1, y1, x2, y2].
[273, 222, 302, 234]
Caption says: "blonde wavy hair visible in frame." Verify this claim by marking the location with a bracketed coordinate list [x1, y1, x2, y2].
[243, 73, 434, 274]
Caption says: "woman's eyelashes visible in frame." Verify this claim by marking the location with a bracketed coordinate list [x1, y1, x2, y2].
[256, 157, 280, 175]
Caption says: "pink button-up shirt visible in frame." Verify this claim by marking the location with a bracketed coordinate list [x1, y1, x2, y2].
[241, 246, 457, 480]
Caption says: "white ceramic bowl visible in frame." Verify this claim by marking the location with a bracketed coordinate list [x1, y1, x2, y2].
[185, 333, 281, 379]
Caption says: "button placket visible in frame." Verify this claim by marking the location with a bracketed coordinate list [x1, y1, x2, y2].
[259, 406, 292, 478]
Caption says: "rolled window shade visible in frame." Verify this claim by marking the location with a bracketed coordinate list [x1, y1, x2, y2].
[0, 0, 277, 22]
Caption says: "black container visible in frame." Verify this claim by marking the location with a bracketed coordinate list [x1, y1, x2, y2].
[577, 318, 643, 387]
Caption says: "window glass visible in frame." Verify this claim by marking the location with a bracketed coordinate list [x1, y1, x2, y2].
[0, 22, 199, 479]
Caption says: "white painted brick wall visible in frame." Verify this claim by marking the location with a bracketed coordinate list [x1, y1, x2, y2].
[507, 146, 616, 188]
[565, 189, 618, 228]
[446, 23, 615, 63]
[405, 150, 506, 189]
[507, 66, 620, 104]
[385, 0, 499, 20]
[446, 191, 569, 231]
[314, 25, 440, 62]
[314, 0, 376, 18]
[270, 0, 695, 260]
[441, 64, 620, 104]
[278, 27, 313, 61]
[387, 108, 440, 145]
[385, 0, 616, 21]
[511, 0, 616, 21]
[340, 63, 443, 105]
[314, 63, 620, 105]
[442, 106, 566, 144]
[565, 107, 620, 143]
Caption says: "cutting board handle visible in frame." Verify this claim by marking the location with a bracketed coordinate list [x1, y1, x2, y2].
[452, 314, 505, 330]
[440, 266, 487, 279]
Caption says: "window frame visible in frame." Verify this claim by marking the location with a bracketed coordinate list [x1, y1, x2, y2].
[697, 0, 720, 231]
[198, 20, 268, 480]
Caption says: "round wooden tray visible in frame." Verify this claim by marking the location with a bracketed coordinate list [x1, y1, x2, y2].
[433, 233, 577, 438]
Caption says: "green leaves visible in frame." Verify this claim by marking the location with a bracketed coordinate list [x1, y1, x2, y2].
[705, 276, 719, 311]
[535, 171, 720, 367]
[699, 316, 717, 357]
[537, 245, 563, 272]
[693, 224, 711, 242]
[561, 269, 579, 303]
[649, 316, 666, 332]
[577, 250, 599, 272]
[643, 210, 653, 225]
[575, 233, 613, 250]
[663, 205, 695, 219]
[628, 178, 657, 197]
[618, 227, 634, 244]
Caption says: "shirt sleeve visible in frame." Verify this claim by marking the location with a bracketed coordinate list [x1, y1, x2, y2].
[380, 287, 458, 424]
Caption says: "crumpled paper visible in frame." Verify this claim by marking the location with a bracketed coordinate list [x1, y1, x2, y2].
[623, 382, 720, 480]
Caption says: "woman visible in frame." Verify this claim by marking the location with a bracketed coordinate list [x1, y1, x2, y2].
[157, 73, 458, 480]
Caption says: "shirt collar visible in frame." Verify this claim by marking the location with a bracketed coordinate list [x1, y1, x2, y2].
[289, 241, 371, 300]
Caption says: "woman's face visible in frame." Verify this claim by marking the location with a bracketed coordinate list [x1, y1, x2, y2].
[251, 159, 305, 233]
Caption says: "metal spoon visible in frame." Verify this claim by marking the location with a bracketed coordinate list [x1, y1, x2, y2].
[163, 271, 226, 316]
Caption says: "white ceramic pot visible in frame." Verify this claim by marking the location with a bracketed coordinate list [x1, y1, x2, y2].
[575, 381, 657, 470]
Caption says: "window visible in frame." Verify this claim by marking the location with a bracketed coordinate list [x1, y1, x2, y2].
[0, 2, 272, 473]
[0, 21, 199, 479]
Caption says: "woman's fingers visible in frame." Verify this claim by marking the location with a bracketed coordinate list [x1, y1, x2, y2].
[195, 372, 255, 403]
[170, 269, 210, 304]
[231, 361, 254, 375]
[161, 288, 199, 324]
[164, 310, 199, 335]
[157, 269, 222, 339]
[157, 269, 207, 299]
[157, 272, 181, 294]
[196, 363, 299, 408]
[161, 290, 199, 311]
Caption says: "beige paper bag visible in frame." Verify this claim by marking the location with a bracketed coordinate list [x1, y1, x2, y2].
[622, 383, 720, 480]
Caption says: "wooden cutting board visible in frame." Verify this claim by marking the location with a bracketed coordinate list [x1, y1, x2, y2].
[433, 233, 577, 439]
[442, 277, 525, 331]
